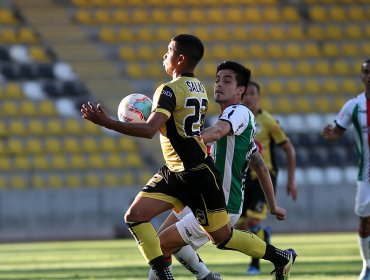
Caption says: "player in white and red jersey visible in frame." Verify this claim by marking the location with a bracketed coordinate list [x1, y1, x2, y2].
[322, 58, 370, 280]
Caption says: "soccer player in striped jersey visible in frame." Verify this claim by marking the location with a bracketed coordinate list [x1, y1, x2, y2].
[322, 58, 370, 280]
[236, 80, 298, 275]
[148, 61, 296, 280]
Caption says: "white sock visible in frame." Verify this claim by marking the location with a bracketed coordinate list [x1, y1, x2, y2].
[359, 235, 370, 268]
[174, 245, 210, 279]
[148, 265, 173, 280]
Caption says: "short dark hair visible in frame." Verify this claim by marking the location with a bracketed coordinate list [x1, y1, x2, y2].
[361, 58, 370, 72]
[248, 80, 260, 94]
[172, 34, 204, 67]
[216, 60, 251, 88]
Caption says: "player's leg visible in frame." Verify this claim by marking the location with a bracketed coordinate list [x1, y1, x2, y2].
[354, 181, 370, 280]
[159, 209, 222, 279]
[125, 167, 183, 280]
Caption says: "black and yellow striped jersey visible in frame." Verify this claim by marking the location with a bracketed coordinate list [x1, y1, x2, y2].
[152, 74, 209, 172]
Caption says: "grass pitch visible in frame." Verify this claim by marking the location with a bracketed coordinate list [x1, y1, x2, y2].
[0, 232, 362, 280]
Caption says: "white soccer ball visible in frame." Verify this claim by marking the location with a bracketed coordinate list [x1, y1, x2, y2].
[117, 93, 152, 123]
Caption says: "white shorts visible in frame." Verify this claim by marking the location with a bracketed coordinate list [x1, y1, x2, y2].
[174, 206, 240, 250]
[355, 181, 370, 217]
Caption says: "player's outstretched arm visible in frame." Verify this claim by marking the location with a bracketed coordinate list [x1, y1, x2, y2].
[81, 102, 168, 139]
[250, 151, 286, 221]
[280, 140, 298, 201]
[201, 120, 231, 144]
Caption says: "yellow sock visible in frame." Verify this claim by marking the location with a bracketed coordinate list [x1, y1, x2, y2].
[218, 229, 266, 258]
[127, 222, 163, 263]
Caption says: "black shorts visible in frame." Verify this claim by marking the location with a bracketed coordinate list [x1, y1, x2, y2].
[240, 173, 277, 219]
[140, 156, 230, 232]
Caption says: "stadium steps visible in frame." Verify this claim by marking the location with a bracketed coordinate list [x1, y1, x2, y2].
[13, 0, 129, 114]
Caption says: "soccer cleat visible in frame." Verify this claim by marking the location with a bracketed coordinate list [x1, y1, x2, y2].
[271, 248, 297, 280]
[245, 265, 260, 275]
[360, 267, 370, 280]
[201, 271, 223, 280]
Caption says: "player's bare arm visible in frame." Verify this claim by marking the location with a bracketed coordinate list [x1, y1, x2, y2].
[201, 120, 231, 144]
[81, 101, 168, 138]
[250, 151, 286, 221]
[280, 140, 298, 201]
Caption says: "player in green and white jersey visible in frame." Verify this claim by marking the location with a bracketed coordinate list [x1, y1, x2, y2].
[322, 58, 370, 280]
[148, 61, 296, 280]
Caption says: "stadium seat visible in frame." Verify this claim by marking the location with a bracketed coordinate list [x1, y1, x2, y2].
[325, 167, 344, 185]
[305, 167, 325, 185]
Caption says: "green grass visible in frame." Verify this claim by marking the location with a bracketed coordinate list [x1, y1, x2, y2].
[0, 232, 363, 280]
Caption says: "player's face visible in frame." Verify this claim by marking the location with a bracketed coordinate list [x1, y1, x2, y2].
[163, 40, 180, 76]
[243, 84, 260, 111]
[214, 69, 243, 104]
[361, 62, 370, 91]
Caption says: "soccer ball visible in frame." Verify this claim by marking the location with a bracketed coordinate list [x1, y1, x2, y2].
[117, 93, 152, 123]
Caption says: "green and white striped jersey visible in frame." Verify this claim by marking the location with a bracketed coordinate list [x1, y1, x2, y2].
[209, 104, 257, 214]
[336, 92, 370, 182]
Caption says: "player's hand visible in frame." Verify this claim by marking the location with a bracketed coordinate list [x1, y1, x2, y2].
[271, 206, 286, 221]
[321, 124, 334, 139]
[287, 180, 298, 201]
[81, 102, 111, 127]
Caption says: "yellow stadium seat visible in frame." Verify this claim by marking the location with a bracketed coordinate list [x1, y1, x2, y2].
[266, 43, 284, 58]
[248, 43, 265, 58]
[137, 45, 154, 60]
[0, 28, 16, 43]
[286, 80, 302, 94]
[310, 6, 327, 21]
[323, 79, 340, 93]
[14, 155, 30, 170]
[45, 137, 62, 153]
[29, 46, 50, 62]
[263, 7, 279, 22]
[0, 157, 11, 171]
[20, 101, 37, 116]
[101, 137, 117, 152]
[361, 42, 370, 56]
[259, 98, 274, 112]
[126, 62, 144, 78]
[2, 100, 17, 116]
[6, 83, 22, 98]
[345, 24, 362, 39]
[137, 27, 153, 41]
[63, 137, 80, 153]
[33, 155, 49, 170]
[323, 43, 340, 57]
[266, 79, 284, 95]
[268, 26, 285, 40]
[313, 97, 331, 113]
[85, 172, 100, 188]
[118, 28, 135, 42]
[47, 174, 64, 188]
[11, 176, 28, 190]
[287, 25, 304, 40]
[126, 154, 142, 167]
[26, 138, 43, 153]
[245, 7, 261, 22]
[32, 174, 45, 189]
[118, 137, 137, 152]
[275, 97, 295, 114]
[151, 9, 168, 24]
[139, 171, 152, 186]
[99, 27, 117, 43]
[8, 138, 24, 154]
[81, 138, 98, 152]
[28, 120, 44, 135]
[296, 61, 312, 75]
[119, 45, 136, 60]
[112, 9, 130, 24]
[277, 62, 294, 76]
[295, 97, 311, 113]
[333, 60, 351, 75]
[328, 6, 347, 21]
[304, 78, 320, 94]
[65, 119, 81, 134]
[39, 100, 56, 116]
[103, 173, 120, 187]
[281, 6, 300, 21]
[249, 26, 268, 41]
[156, 26, 173, 41]
[75, 9, 94, 24]
[131, 9, 149, 23]
[9, 120, 26, 135]
[314, 61, 330, 75]
[82, 121, 101, 134]
[70, 154, 86, 169]
[342, 79, 360, 93]
[348, 6, 366, 20]
[0, 9, 18, 24]
[213, 26, 230, 41]
[122, 173, 135, 186]
[307, 25, 325, 40]
[326, 25, 344, 39]
[107, 153, 123, 168]
[333, 96, 349, 112]
[225, 7, 244, 23]
[88, 154, 105, 169]
[208, 7, 224, 23]
[230, 26, 248, 41]
[47, 119, 63, 135]
[342, 42, 359, 56]
[51, 155, 68, 169]
[18, 27, 38, 43]
[95, 9, 112, 24]
[209, 44, 229, 59]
